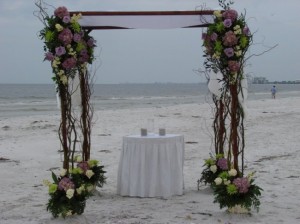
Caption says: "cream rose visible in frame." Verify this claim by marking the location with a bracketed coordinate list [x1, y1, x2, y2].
[210, 165, 218, 173]
[214, 177, 222, 185]
[86, 170, 95, 179]
[55, 24, 63, 32]
[228, 169, 238, 176]
[60, 168, 67, 176]
[66, 189, 75, 199]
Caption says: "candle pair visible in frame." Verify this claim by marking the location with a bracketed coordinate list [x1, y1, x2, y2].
[140, 128, 166, 136]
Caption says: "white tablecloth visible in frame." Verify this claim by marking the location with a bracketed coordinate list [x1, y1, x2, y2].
[117, 134, 184, 198]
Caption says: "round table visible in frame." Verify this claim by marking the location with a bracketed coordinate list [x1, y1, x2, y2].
[117, 134, 184, 198]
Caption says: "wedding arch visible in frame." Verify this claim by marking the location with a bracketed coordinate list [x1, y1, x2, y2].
[37, 0, 261, 217]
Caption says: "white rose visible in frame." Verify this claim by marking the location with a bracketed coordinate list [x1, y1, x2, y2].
[66, 189, 75, 199]
[235, 50, 242, 57]
[86, 184, 94, 192]
[234, 25, 241, 30]
[60, 75, 68, 85]
[214, 177, 222, 185]
[247, 172, 254, 181]
[60, 168, 67, 176]
[228, 169, 238, 177]
[213, 10, 222, 18]
[58, 70, 64, 76]
[55, 24, 63, 32]
[76, 185, 85, 195]
[86, 170, 95, 179]
[210, 165, 218, 173]
[224, 179, 231, 185]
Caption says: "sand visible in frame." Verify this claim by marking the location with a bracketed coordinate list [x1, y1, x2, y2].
[0, 96, 300, 224]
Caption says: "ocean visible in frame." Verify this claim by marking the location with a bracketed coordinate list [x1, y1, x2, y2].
[0, 83, 299, 119]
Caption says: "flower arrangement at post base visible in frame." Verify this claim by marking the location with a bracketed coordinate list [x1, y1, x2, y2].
[44, 157, 106, 218]
[199, 154, 228, 186]
[212, 170, 262, 213]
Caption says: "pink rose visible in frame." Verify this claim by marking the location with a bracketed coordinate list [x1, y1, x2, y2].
[62, 57, 77, 69]
[54, 6, 69, 19]
[228, 61, 240, 72]
[223, 31, 238, 47]
[58, 28, 73, 45]
[222, 9, 238, 21]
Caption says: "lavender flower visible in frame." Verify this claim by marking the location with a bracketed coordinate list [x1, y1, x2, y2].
[243, 26, 251, 36]
[62, 57, 77, 69]
[58, 28, 73, 45]
[55, 46, 66, 56]
[217, 158, 228, 170]
[73, 33, 82, 43]
[58, 177, 75, 191]
[223, 19, 232, 28]
[210, 32, 218, 41]
[202, 33, 207, 40]
[233, 177, 250, 193]
[222, 9, 238, 21]
[87, 38, 96, 47]
[223, 31, 238, 47]
[63, 15, 71, 24]
[44, 52, 54, 61]
[54, 6, 69, 19]
[77, 161, 89, 172]
[224, 48, 234, 58]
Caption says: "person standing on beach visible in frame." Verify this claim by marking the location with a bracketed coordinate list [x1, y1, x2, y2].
[271, 85, 277, 99]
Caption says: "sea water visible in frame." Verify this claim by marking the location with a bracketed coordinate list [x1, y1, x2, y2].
[0, 83, 299, 119]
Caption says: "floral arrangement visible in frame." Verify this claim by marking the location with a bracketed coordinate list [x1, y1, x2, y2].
[199, 154, 228, 186]
[44, 156, 106, 218]
[212, 170, 262, 213]
[202, 6, 252, 84]
[200, 0, 262, 213]
[39, 6, 96, 85]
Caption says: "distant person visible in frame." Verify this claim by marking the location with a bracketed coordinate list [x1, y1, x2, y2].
[271, 85, 277, 99]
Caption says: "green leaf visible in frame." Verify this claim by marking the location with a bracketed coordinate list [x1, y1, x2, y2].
[51, 171, 58, 184]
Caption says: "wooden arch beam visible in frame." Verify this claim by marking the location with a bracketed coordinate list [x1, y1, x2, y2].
[70, 10, 216, 30]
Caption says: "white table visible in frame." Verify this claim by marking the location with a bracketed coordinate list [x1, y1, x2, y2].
[117, 134, 184, 198]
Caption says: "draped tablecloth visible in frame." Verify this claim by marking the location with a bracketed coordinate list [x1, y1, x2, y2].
[117, 134, 184, 198]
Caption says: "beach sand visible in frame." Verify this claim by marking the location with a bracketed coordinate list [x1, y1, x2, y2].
[0, 96, 300, 224]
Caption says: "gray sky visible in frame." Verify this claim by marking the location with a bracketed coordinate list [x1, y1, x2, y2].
[0, 0, 299, 84]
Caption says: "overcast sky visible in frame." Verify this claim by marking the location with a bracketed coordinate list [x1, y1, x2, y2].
[0, 0, 299, 84]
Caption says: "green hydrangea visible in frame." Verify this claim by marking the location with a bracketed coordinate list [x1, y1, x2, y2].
[49, 184, 58, 194]
[76, 42, 86, 53]
[240, 36, 249, 48]
[71, 167, 84, 174]
[226, 184, 238, 195]
[88, 159, 99, 168]
[215, 22, 225, 33]
[45, 30, 54, 42]
[71, 22, 81, 32]
[219, 171, 229, 179]
[205, 158, 215, 166]
[214, 41, 223, 53]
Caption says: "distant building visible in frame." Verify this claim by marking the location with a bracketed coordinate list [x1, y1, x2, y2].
[252, 77, 269, 84]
